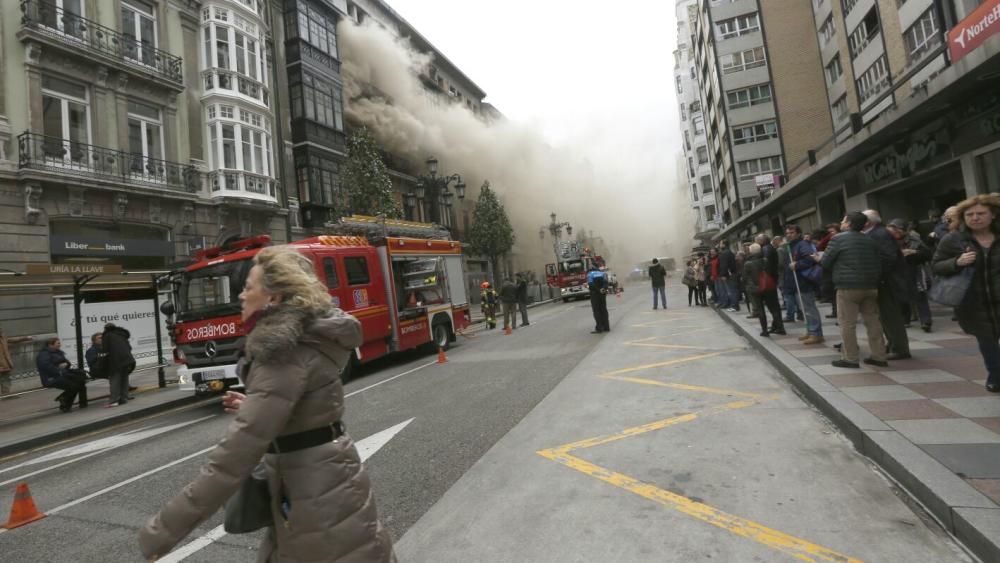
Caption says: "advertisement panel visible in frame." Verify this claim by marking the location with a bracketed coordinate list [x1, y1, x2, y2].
[54, 295, 171, 368]
[948, 0, 1000, 62]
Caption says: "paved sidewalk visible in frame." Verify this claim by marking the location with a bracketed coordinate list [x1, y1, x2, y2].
[0, 365, 210, 457]
[717, 299, 1000, 561]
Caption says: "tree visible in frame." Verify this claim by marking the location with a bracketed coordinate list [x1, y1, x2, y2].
[342, 127, 403, 219]
[468, 181, 515, 282]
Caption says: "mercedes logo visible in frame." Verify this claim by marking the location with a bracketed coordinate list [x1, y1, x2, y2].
[205, 341, 218, 358]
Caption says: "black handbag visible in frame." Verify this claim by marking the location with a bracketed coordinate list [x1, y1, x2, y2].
[928, 267, 975, 307]
[224, 462, 273, 534]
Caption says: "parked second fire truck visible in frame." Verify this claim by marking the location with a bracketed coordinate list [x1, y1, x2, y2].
[162, 216, 470, 395]
[545, 241, 609, 302]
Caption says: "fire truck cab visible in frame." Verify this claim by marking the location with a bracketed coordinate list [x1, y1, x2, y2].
[165, 217, 470, 395]
[545, 242, 606, 302]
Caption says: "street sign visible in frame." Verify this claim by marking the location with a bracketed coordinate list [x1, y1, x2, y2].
[25, 264, 123, 275]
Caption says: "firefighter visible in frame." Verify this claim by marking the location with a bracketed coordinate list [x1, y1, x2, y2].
[480, 281, 498, 330]
[588, 265, 610, 333]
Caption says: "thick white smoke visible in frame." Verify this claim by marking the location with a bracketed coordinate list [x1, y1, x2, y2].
[339, 20, 694, 274]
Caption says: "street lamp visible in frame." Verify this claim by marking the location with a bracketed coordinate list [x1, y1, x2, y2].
[415, 156, 464, 231]
[543, 212, 573, 273]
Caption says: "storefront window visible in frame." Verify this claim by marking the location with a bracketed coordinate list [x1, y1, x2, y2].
[980, 148, 1000, 194]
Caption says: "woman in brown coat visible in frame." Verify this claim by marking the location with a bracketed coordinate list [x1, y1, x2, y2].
[139, 246, 394, 561]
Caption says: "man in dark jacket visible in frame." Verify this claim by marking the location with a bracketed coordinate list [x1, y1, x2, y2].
[822, 212, 887, 369]
[499, 278, 518, 331]
[35, 338, 85, 412]
[102, 323, 135, 406]
[864, 210, 911, 360]
[515, 273, 530, 327]
[648, 258, 667, 310]
[85, 332, 103, 372]
[587, 266, 610, 333]
[717, 240, 739, 311]
[785, 225, 823, 343]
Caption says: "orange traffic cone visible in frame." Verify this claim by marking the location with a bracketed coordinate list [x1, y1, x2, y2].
[437, 347, 448, 364]
[3, 483, 45, 529]
[504, 326, 512, 335]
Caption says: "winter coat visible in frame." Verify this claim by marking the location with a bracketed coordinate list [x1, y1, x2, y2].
[102, 326, 134, 375]
[138, 305, 394, 562]
[820, 231, 882, 290]
[35, 348, 69, 387]
[742, 254, 766, 294]
[717, 249, 736, 277]
[499, 280, 517, 304]
[775, 246, 787, 288]
[709, 257, 719, 281]
[648, 264, 667, 287]
[515, 279, 528, 303]
[694, 263, 705, 283]
[783, 239, 820, 292]
[867, 225, 909, 300]
[682, 266, 696, 287]
[932, 230, 1000, 339]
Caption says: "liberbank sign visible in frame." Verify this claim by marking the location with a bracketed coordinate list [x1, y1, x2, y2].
[50, 236, 175, 258]
[949, 0, 1000, 63]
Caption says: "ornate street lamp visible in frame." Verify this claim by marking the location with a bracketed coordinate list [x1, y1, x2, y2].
[415, 156, 464, 229]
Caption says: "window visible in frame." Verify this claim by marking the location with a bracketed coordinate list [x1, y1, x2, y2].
[290, 1, 339, 59]
[345, 257, 370, 285]
[293, 71, 344, 131]
[691, 183, 699, 202]
[121, 0, 157, 66]
[726, 83, 772, 109]
[127, 100, 162, 174]
[721, 47, 766, 74]
[41, 76, 90, 164]
[322, 257, 340, 289]
[737, 155, 783, 179]
[676, 76, 683, 94]
[832, 95, 849, 121]
[701, 175, 713, 194]
[697, 146, 709, 164]
[715, 12, 759, 40]
[693, 115, 705, 135]
[216, 26, 230, 69]
[705, 205, 716, 223]
[297, 154, 341, 206]
[848, 7, 881, 58]
[904, 7, 941, 62]
[732, 121, 778, 145]
[41, 0, 85, 38]
[856, 55, 889, 103]
[819, 15, 835, 46]
[825, 54, 843, 85]
[842, 0, 859, 15]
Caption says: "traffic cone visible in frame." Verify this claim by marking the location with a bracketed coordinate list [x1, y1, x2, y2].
[3, 483, 45, 529]
[437, 347, 448, 364]
[504, 326, 512, 335]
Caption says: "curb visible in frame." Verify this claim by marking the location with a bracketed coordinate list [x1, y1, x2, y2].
[715, 307, 1000, 562]
[0, 394, 216, 458]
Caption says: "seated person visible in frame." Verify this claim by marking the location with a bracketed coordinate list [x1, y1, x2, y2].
[36, 338, 85, 413]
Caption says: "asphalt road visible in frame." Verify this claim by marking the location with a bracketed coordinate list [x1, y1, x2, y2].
[0, 295, 596, 562]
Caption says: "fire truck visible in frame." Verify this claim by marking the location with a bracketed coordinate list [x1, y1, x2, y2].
[161, 216, 471, 395]
[545, 241, 608, 302]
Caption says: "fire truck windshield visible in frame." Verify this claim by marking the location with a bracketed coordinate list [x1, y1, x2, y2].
[559, 260, 585, 275]
[177, 259, 252, 321]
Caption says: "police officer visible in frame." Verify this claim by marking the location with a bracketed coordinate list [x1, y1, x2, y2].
[480, 281, 498, 329]
[588, 265, 610, 333]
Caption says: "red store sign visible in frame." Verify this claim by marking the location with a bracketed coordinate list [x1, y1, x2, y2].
[948, 0, 1000, 62]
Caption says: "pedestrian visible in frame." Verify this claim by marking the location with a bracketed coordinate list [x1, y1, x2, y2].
[932, 194, 1000, 393]
[929, 206, 957, 246]
[683, 260, 698, 306]
[480, 281, 498, 330]
[888, 218, 934, 332]
[817, 223, 841, 319]
[755, 234, 785, 335]
[85, 332, 103, 372]
[648, 258, 667, 310]
[0, 327, 31, 398]
[102, 323, 135, 407]
[35, 338, 86, 413]
[821, 212, 888, 369]
[707, 249, 719, 304]
[515, 273, 530, 327]
[776, 236, 802, 323]
[864, 210, 911, 360]
[695, 256, 708, 306]
[718, 240, 740, 312]
[743, 244, 785, 337]
[785, 224, 824, 344]
[139, 245, 395, 561]
[500, 277, 518, 331]
[737, 250, 756, 319]
[587, 265, 610, 333]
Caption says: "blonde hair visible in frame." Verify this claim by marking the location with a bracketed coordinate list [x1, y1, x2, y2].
[951, 194, 1000, 233]
[253, 246, 332, 315]
[749, 243, 762, 254]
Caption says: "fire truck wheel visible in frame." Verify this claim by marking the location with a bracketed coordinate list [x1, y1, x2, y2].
[431, 320, 452, 351]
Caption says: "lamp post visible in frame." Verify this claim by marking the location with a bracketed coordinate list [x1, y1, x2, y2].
[410, 156, 465, 232]
[543, 212, 573, 273]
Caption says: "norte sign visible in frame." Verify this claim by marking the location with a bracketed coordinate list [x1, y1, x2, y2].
[948, 0, 1000, 62]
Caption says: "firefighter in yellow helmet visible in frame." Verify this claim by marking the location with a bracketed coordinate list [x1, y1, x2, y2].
[480, 281, 498, 330]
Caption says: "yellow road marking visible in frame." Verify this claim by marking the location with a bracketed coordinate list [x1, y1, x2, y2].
[626, 342, 710, 350]
[601, 375, 772, 399]
[599, 348, 743, 377]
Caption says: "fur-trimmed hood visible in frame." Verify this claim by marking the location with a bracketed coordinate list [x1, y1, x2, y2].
[245, 305, 362, 365]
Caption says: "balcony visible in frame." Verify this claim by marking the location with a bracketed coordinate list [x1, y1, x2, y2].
[208, 170, 277, 203]
[202, 69, 270, 107]
[18, 131, 196, 192]
[19, 0, 183, 90]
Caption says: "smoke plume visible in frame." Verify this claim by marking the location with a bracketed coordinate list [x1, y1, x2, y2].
[339, 20, 694, 274]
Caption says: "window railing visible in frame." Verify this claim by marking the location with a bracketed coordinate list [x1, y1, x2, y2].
[19, 0, 182, 85]
[202, 69, 270, 106]
[17, 131, 197, 191]
[209, 169, 276, 199]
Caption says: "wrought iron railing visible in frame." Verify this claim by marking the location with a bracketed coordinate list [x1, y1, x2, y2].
[18, 131, 197, 192]
[20, 0, 183, 85]
[208, 170, 277, 199]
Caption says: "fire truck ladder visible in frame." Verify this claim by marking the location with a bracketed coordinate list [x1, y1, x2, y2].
[327, 215, 452, 241]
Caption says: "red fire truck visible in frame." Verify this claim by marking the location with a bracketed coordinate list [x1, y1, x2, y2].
[545, 241, 607, 302]
[162, 216, 470, 395]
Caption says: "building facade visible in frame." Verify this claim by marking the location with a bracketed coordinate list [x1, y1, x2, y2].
[716, 0, 1000, 242]
[690, 0, 833, 228]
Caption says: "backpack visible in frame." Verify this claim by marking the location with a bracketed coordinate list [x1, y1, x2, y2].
[89, 353, 110, 379]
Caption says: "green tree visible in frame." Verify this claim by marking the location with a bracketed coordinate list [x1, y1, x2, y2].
[342, 127, 402, 219]
[468, 181, 515, 281]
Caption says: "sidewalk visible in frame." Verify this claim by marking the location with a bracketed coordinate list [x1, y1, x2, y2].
[717, 300, 1000, 561]
[0, 365, 211, 457]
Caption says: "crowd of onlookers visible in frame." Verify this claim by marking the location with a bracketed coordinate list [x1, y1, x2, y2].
[682, 195, 1000, 393]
